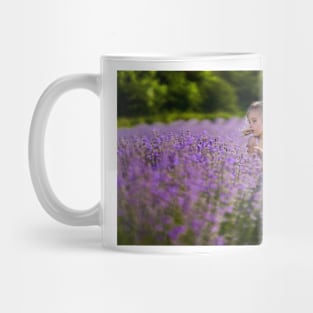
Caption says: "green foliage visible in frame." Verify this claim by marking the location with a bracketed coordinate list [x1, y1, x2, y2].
[215, 71, 263, 111]
[196, 72, 238, 113]
[117, 111, 240, 128]
[179, 229, 196, 245]
[117, 70, 262, 126]
[118, 71, 168, 117]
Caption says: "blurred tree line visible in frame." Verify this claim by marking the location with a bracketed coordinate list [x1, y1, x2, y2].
[118, 71, 262, 126]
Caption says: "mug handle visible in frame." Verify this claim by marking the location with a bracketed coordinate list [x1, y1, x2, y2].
[29, 74, 101, 226]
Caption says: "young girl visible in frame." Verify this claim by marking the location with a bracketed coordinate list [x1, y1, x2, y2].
[242, 101, 263, 155]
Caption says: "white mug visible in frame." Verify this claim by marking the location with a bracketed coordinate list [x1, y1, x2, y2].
[29, 53, 263, 253]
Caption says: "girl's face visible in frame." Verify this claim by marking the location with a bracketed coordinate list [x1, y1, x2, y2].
[248, 109, 263, 136]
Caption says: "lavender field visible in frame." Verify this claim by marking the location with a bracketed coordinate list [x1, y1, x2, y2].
[117, 118, 262, 245]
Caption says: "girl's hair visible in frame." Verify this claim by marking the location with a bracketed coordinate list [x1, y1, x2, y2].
[242, 101, 263, 136]
[247, 101, 262, 116]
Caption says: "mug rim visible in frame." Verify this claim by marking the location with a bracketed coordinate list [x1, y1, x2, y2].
[101, 52, 261, 62]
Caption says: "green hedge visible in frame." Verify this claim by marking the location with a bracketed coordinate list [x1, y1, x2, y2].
[118, 111, 245, 128]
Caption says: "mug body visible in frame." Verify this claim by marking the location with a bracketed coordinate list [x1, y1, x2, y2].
[100, 53, 263, 253]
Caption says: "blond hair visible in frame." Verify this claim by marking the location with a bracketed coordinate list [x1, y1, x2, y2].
[247, 101, 262, 116]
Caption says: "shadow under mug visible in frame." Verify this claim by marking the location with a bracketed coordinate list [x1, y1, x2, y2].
[29, 53, 263, 253]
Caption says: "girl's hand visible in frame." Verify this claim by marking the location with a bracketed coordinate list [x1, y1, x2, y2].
[242, 128, 253, 136]
[253, 146, 263, 154]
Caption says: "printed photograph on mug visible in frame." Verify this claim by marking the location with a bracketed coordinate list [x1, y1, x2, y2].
[117, 70, 263, 245]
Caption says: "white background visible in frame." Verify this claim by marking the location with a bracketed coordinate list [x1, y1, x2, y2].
[1, 0, 312, 312]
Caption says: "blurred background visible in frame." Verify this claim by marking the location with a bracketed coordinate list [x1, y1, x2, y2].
[118, 71, 262, 127]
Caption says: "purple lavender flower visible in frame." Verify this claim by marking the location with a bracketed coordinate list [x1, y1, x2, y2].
[214, 236, 225, 245]
[118, 118, 262, 245]
[191, 219, 205, 235]
[168, 225, 186, 241]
